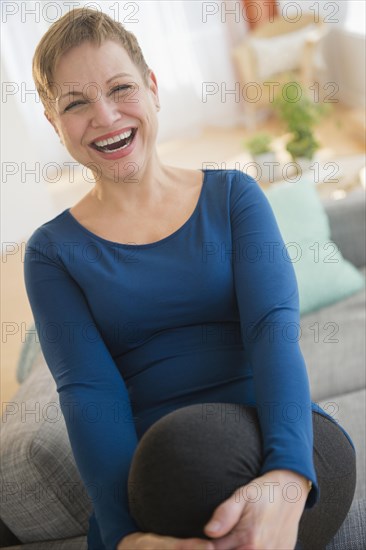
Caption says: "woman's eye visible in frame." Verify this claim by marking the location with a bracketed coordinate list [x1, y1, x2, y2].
[112, 85, 131, 93]
[62, 85, 133, 111]
[111, 85, 133, 100]
[64, 100, 85, 112]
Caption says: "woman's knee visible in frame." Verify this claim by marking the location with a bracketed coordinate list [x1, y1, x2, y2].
[130, 403, 263, 478]
[311, 411, 356, 494]
[127, 403, 264, 537]
[297, 412, 357, 549]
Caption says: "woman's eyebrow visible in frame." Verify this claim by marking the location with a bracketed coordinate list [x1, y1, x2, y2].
[106, 72, 133, 83]
[57, 73, 134, 101]
[58, 90, 83, 100]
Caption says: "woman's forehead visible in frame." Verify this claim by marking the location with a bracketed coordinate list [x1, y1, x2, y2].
[51, 41, 142, 104]
[55, 40, 137, 81]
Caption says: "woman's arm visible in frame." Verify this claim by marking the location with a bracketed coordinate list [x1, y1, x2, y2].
[24, 228, 140, 550]
[229, 170, 318, 507]
[202, 172, 318, 548]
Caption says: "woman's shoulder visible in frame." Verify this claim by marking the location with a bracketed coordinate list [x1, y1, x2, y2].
[199, 168, 261, 197]
[200, 168, 256, 185]
[167, 166, 252, 186]
[24, 206, 77, 252]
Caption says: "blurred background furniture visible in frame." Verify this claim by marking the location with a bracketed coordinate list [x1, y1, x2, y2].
[232, 13, 330, 128]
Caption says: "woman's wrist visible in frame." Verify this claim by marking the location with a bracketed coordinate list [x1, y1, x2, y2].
[262, 469, 312, 500]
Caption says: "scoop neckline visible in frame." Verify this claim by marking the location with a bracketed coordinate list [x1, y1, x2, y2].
[64, 169, 208, 249]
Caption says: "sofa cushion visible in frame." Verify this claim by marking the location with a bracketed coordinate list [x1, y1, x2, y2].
[326, 499, 366, 550]
[15, 333, 44, 385]
[264, 178, 365, 315]
[16, 326, 43, 385]
[0, 360, 91, 543]
[300, 268, 365, 401]
[323, 188, 366, 269]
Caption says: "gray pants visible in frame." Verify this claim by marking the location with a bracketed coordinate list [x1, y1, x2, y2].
[128, 404, 356, 550]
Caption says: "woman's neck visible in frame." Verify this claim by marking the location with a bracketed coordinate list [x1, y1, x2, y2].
[89, 151, 175, 213]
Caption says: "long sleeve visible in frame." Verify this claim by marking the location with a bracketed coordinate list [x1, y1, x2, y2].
[24, 228, 140, 549]
[230, 171, 319, 508]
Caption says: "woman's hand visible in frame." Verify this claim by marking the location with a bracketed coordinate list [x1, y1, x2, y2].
[203, 470, 310, 550]
[117, 531, 215, 550]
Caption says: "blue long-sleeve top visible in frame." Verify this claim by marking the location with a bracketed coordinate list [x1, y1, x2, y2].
[24, 169, 354, 550]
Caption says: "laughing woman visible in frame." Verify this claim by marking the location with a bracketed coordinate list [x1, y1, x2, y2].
[24, 8, 356, 550]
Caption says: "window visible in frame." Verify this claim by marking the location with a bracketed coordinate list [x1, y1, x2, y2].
[343, 1, 365, 35]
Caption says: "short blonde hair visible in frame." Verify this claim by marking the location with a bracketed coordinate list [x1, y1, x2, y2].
[32, 7, 150, 114]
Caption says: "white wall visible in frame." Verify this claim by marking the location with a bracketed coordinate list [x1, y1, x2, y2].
[1, 10, 75, 245]
[323, 28, 366, 109]
[1, 56, 59, 246]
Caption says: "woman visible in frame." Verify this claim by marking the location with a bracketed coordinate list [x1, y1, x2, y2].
[25, 7, 356, 550]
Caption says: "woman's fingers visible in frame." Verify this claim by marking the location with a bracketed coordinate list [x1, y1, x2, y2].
[153, 535, 212, 550]
[118, 532, 215, 550]
[204, 491, 245, 538]
[176, 537, 215, 550]
[131, 533, 215, 550]
[209, 531, 246, 550]
[205, 473, 304, 550]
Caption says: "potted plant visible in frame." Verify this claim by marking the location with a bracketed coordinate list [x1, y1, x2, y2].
[244, 132, 277, 180]
[273, 80, 331, 171]
[286, 129, 320, 172]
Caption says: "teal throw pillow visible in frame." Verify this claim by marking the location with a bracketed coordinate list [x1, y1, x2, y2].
[264, 177, 365, 315]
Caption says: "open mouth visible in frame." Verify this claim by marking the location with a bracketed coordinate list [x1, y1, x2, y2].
[91, 128, 137, 153]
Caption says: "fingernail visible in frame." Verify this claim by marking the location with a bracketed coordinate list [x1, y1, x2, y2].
[206, 520, 221, 532]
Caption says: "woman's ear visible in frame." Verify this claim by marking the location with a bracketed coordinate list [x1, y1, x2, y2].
[44, 110, 63, 144]
[147, 70, 160, 111]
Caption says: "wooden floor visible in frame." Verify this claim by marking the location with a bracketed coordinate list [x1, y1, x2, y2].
[1, 102, 365, 404]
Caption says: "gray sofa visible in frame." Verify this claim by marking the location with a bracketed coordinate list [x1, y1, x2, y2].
[1, 189, 365, 550]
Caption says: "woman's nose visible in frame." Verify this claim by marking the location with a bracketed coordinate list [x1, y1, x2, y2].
[89, 96, 121, 128]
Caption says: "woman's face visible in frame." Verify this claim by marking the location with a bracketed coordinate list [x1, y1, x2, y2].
[47, 39, 159, 183]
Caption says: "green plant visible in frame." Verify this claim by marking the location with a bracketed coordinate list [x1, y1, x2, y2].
[286, 129, 320, 160]
[245, 133, 273, 156]
[273, 80, 331, 160]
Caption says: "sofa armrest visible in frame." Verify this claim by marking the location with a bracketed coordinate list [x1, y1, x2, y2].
[0, 357, 92, 543]
[322, 188, 366, 268]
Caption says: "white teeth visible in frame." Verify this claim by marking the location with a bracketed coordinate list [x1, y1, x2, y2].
[94, 129, 133, 147]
